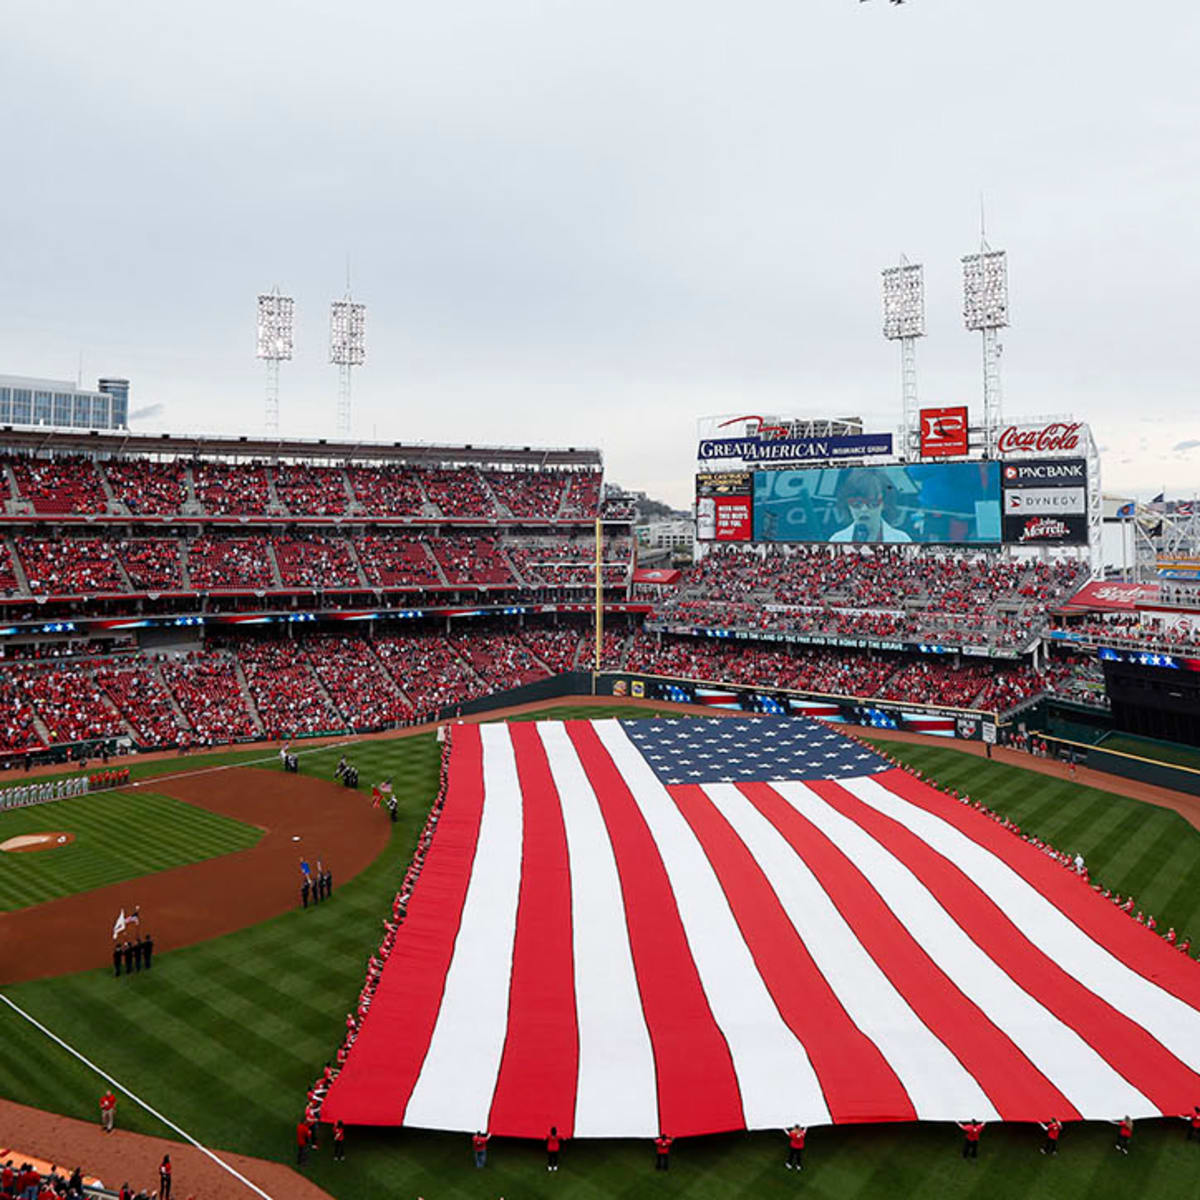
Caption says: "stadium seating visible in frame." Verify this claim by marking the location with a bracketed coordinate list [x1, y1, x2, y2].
[158, 652, 258, 745]
[274, 535, 362, 590]
[274, 463, 350, 516]
[193, 462, 273, 515]
[15, 536, 126, 595]
[482, 469, 569, 518]
[236, 641, 342, 738]
[345, 465, 427, 516]
[423, 468, 494, 518]
[93, 660, 183, 746]
[354, 536, 441, 589]
[8, 454, 107, 514]
[103, 458, 187, 515]
[187, 537, 276, 590]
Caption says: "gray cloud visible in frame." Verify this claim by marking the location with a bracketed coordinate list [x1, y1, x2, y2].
[2, 2, 1199, 506]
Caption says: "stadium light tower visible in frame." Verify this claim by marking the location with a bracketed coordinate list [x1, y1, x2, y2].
[330, 287, 366, 438]
[962, 243, 1009, 456]
[256, 287, 294, 436]
[881, 257, 925, 462]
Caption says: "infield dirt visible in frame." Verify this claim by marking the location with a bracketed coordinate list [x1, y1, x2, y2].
[0, 768, 390, 986]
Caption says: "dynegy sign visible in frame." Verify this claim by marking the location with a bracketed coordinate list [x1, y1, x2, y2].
[698, 433, 893, 464]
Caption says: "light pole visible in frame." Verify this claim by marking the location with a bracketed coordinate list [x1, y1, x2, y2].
[962, 247, 1009, 456]
[330, 292, 366, 437]
[881, 258, 925, 462]
[256, 288, 294, 436]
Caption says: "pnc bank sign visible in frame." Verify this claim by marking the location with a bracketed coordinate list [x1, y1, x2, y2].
[997, 422, 1084, 456]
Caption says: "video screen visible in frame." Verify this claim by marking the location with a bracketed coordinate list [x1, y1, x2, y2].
[752, 462, 1002, 544]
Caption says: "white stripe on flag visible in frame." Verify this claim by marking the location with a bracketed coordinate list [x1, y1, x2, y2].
[596, 722, 831, 1129]
[845, 775, 1200, 1076]
[404, 724, 524, 1130]
[776, 782, 1154, 1119]
[538, 721, 658, 1137]
[702, 782, 998, 1121]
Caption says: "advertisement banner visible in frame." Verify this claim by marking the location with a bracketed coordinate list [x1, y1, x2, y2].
[1002, 513, 1089, 545]
[696, 493, 753, 541]
[752, 461, 1001, 545]
[1001, 458, 1087, 487]
[996, 422, 1086, 456]
[696, 471, 753, 497]
[920, 406, 969, 457]
[1003, 486, 1087, 516]
[697, 432, 893, 466]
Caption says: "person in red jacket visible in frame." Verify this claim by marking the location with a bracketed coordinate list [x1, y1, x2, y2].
[333, 1120, 346, 1162]
[1039, 1118, 1062, 1155]
[1182, 1106, 1200, 1142]
[546, 1126, 562, 1172]
[957, 1119, 985, 1160]
[2, 1161, 14, 1194]
[1113, 1116, 1133, 1154]
[296, 1119, 311, 1166]
[471, 1131, 490, 1169]
[158, 1155, 171, 1200]
[784, 1125, 806, 1170]
[653, 1133, 673, 1171]
[99, 1089, 116, 1133]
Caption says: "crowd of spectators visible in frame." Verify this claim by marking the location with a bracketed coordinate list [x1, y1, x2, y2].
[371, 632, 489, 718]
[8, 662, 127, 743]
[120, 538, 186, 591]
[192, 462, 273, 515]
[187, 537, 277, 591]
[274, 464, 350, 516]
[1049, 614, 1200, 653]
[158, 651, 258, 744]
[505, 536, 631, 587]
[561, 472, 602, 517]
[345, 465, 426, 516]
[354, 537, 441, 588]
[274, 536, 362, 590]
[482, 469, 569, 518]
[452, 630, 550, 690]
[236, 641, 342, 738]
[103, 458, 187, 515]
[15, 537, 127, 595]
[304, 636, 413, 730]
[423, 469, 493, 518]
[658, 547, 1087, 650]
[93, 661, 182, 746]
[427, 536, 515, 586]
[8, 455, 107, 514]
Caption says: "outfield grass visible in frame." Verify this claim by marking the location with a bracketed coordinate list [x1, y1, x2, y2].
[0, 790, 261, 911]
[3, 715, 1200, 1200]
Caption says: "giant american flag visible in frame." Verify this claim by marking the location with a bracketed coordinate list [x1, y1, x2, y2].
[321, 717, 1200, 1136]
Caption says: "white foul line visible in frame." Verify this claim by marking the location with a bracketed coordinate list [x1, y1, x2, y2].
[0, 993, 275, 1200]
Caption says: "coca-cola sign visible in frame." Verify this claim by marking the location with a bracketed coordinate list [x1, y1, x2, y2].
[997, 422, 1084, 455]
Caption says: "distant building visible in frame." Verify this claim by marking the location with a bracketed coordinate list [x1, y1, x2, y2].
[637, 518, 694, 552]
[0, 374, 129, 432]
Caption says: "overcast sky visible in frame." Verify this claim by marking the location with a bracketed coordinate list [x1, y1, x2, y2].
[3, 1, 1198, 507]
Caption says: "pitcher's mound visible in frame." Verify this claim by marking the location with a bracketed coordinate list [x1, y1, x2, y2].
[1, 832, 75, 853]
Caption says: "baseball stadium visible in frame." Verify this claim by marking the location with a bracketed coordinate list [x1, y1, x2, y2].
[7, 6, 1200, 1200]
[2, 394, 1200, 1200]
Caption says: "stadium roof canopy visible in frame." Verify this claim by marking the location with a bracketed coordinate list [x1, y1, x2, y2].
[0, 426, 603, 469]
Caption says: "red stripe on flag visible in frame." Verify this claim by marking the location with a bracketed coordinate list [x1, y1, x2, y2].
[322, 724, 487, 1125]
[811, 780, 1200, 1113]
[670, 783, 917, 1123]
[487, 724, 580, 1137]
[878, 771, 1200, 1011]
[739, 782, 1078, 1120]
[566, 721, 745, 1135]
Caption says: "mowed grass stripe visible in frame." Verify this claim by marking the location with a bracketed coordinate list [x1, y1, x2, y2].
[0, 790, 261, 911]
[6, 717, 1200, 1200]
